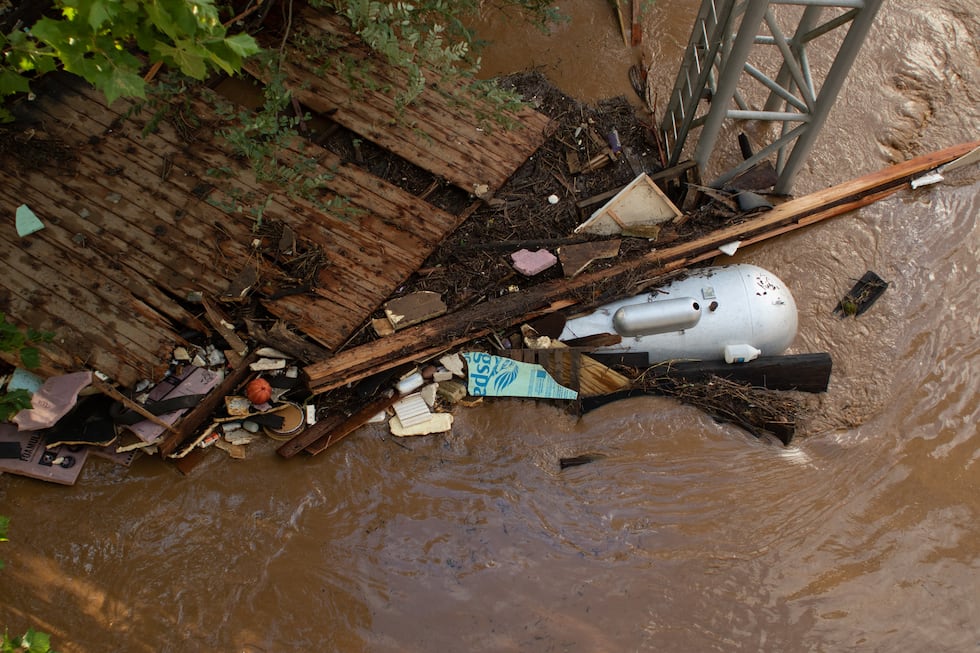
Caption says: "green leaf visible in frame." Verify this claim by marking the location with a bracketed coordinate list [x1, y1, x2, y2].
[143, 2, 180, 39]
[222, 32, 261, 58]
[19, 345, 40, 369]
[202, 40, 241, 76]
[17, 628, 53, 653]
[26, 17, 70, 49]
[99, 67, 147, 104]
[88, 0, 113, 29]
[0, 389, 33, 421]
[154, 39, 208, 79]
[0, 69, 31, 95]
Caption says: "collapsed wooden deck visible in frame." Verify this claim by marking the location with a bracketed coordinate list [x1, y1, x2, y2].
[0, 6, 551, 388]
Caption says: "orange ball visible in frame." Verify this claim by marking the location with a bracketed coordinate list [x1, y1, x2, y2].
[246, 377, 272, 405]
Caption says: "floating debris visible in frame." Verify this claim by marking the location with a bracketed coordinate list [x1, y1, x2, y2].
[834, 271, 889, 318]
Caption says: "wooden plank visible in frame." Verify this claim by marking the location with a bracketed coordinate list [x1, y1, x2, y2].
[651, 353, 833, 393]
[50, 77, 467, 350]
[276, 412, 347, 458]
[9, 140, 242, 292]
[0, 256, 161, 385]
[297, 8, 551, 156]
[0, 167, 206, 331]
[0, 201, 177, 354]
[304, 296, 577, 394]
[243, 6, 551, 194]
[304, 140, 980, 392]
[28, 88, 254, 291]
[250, 57, 512, 194]
[304, 392, 400, 456]
[282, 52, 522, 172]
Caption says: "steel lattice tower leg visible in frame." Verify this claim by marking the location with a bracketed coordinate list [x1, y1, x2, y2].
[660, 0, 883, 194]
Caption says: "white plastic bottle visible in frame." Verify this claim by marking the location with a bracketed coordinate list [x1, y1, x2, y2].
[724, 344, 762, 364]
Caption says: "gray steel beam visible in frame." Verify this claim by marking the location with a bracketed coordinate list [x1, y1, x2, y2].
[662, 0, 881, 194]
[771, 0, 882, 193]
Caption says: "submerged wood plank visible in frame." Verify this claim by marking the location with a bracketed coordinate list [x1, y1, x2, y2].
[305, 140, 980, 392]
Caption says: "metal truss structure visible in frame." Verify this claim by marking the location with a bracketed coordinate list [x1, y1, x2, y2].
[660, 0, 882, 193]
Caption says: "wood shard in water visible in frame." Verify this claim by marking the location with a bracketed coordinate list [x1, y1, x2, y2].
[834, 271, 889, 318]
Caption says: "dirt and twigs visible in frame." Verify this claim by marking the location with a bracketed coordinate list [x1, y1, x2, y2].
[632, 372, 802, 445]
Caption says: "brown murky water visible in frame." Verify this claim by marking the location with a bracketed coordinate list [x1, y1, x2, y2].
[2, 2, 978, 651]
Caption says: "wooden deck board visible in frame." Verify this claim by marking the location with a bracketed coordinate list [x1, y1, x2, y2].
[246, 4, 552, 196]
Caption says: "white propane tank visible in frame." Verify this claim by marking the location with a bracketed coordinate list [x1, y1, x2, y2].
[560, 264, 797, 363]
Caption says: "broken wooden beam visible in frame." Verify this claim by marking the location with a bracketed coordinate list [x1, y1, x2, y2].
[625, 353, 834, 393]
[304, 392, 400, 456]
[276, 412, 347, 458]
[303, 140, 979, 394]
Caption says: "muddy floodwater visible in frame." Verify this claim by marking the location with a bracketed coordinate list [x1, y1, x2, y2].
[2, 1, 978, 651]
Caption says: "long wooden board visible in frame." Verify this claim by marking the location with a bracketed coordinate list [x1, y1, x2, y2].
[304, 140, 980, 393]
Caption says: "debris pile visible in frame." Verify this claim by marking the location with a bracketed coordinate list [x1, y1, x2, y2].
[0, 72, 842, 484]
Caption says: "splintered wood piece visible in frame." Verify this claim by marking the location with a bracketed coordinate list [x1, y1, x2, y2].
[384, 291, 447, 330]
[276, 413, 347, 458]
[502, 348, 630, 397]
[203, 294, 248, 357]
[304, 393, 400, 456]
[558, 239, 621, 277]
[245, 319, 329, 364]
